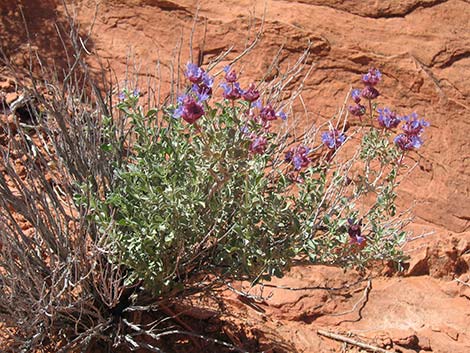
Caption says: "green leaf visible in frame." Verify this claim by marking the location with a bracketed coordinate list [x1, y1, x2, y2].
[100, 143, 113, 152]
[146, 108, 159, 118]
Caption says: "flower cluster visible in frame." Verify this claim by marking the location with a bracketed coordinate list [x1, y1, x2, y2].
[173, 63, 215, 124]
[348, 67, 382, 117]
[347, 68, 429, 152]
[321, 129, 346, 150]
[220, 65, 243, 100]
[285, 145, 311, 171]
[220, 65, 262, 105]
[242, 83, 260, 103]
[347, 219, 365, 246]
[394, 113, 430, 151]
[362, 68, 382, 86]
[219, 66, 284, 154]
[241, 126, 268, 155]
[245, 102, 285, 155]
[348, 89, 366, 117]
[361, 67, 381, 100]
[186, 63, 214, 97]
[173, 94, 206, 124]
[220, 65, 285, 127]
[377, 107, 401, 129]
[250, 101, 286, 130]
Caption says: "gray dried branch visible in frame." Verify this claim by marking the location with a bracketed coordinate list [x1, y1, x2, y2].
[317, 329, 394, 353]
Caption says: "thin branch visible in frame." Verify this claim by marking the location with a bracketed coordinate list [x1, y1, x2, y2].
[317, 330, 394, 353]
[122, 319, 249, 353]
[455, 278, 470, 287]
[259, 276, 371, 292]
[329, 280, 371, 321]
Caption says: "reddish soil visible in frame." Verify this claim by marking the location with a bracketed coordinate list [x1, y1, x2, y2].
[1, 0, 469, 352]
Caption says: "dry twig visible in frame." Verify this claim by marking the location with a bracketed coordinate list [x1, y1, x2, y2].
[330, 280, 372, 323]
[317, 330, 394, 353]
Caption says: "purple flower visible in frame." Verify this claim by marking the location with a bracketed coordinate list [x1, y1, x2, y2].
[240, 125, 250, 135]
[191, 85, 210, 102]
[185, 62, 214, 98]
[221, 82, 242, 100]
[201, 72, 214, 92]
[361, 85, 380, 100]
[118, 91, 126, 101]
[249, 136, 267, 154]
[362, 67, 382, 86]
[198, 90, 210, 102]
[255, 103, 285, 129]
[351, 89, 362, 103]
[277, 110, 287, 121]
[401, 113, 429, 136]
[285, 145, 311, 170]
[377, 108, 401, 129]
[347, 218, 361, 238]
[133, 88, 140, 97]
[241, 83, 260, 103]
[173, 94, 205, 124]
[348, 104, 366, 117]
[173, 105, 184, 119]
[249, 100, 283, 127]
[253, 99, 262, 109]
[182, 98, 205, 124]
[350, 235, 366, 246]
[223, 65, 238, 83]
[321, 129, 346, 149]
[394, 133, 423, 151]
[191, 74, 214, 98]
[185, 63, 204, 84]
[347, 219, 366, 246]
[260, 104, 277, 121]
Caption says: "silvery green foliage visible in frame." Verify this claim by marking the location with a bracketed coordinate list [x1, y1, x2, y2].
[89, 65, 421, 295]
